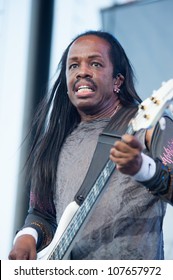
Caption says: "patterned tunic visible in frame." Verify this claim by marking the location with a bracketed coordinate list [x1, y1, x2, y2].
[55, 118, 166, 259]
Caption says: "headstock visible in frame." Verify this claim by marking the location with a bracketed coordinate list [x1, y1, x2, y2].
[130, 79, 173, 132]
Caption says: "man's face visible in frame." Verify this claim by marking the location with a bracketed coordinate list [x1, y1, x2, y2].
[66, 35, 118, 117]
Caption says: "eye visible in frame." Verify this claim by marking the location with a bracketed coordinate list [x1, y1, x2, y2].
[69, 63, 78, 70]
[91, 61, 102, 68]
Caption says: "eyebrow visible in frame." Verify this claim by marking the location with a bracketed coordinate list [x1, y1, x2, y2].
[68, 54, 103, 61]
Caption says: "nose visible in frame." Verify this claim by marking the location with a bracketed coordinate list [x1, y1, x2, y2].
[76, 63, 93, 79]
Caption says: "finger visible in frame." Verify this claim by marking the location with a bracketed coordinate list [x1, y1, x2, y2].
[113, 140, 132, 154]
[112, 140, 139, 155]
[121, 134, 143, 151]
[29, 249, 37, 260]
[8, 251, 29, 260]
[110, 147, 126, 158]
[110, 153, 132, 166]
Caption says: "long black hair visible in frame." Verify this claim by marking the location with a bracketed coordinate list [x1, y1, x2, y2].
[27, 30, 142, 206]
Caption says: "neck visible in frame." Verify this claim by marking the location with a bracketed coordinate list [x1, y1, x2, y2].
[79, 100, 122, 122]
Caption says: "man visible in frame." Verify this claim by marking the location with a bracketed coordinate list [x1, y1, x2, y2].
[9, 31, 173, 260]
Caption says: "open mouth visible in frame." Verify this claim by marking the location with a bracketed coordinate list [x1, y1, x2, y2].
[76, 85, 94, 94]
[74, 82, 96, 97]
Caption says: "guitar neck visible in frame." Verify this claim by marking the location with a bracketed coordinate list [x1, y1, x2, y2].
[125, 122, 135, 135]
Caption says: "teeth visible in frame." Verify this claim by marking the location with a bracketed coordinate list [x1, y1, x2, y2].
[77, 85, 93, 92]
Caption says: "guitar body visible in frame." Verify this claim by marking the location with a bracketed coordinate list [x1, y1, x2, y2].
[37, 201, 79, 259]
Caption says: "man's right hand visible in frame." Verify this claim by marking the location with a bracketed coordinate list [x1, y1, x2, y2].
[8, 234, 37, 260]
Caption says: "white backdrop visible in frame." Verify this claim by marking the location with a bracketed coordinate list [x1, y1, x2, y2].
[0, 0, 32, 259]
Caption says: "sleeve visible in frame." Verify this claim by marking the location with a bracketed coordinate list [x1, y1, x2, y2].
[141, 113, 173, 205]
[21, 190, 57, 252]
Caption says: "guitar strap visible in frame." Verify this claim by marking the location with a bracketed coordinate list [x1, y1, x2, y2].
[74, 105, 138, 205]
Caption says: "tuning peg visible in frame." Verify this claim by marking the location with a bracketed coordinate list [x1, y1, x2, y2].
[150, 96, 161, 104]
[144, 114, 150, 120]
[139, 104, 146, 110]
[159, 117, 166, 130]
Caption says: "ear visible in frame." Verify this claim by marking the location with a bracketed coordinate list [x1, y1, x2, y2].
[113, 73, 124, 93]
